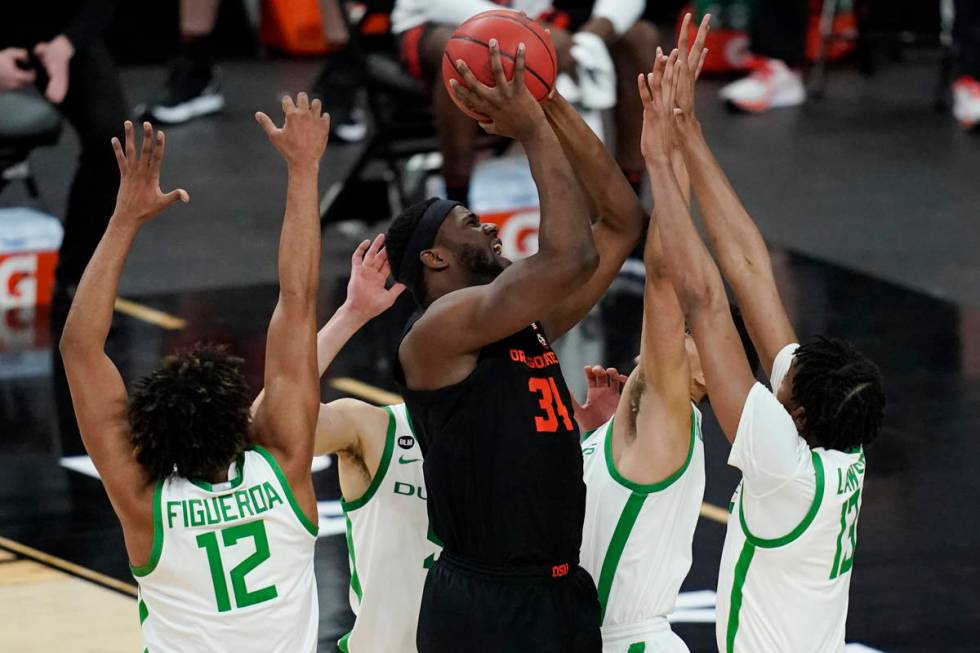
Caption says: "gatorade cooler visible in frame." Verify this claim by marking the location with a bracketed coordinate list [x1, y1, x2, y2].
[0, 207, 62, 308]
[469, 154, 541, 261]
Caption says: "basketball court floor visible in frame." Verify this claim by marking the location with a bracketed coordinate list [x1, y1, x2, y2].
[1, 54, 978, 652]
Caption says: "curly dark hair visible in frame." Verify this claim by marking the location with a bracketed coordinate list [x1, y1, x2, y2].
[386, 198, 439, 303]
[792, 336, 885, 451]
[129, 344, 251, 482]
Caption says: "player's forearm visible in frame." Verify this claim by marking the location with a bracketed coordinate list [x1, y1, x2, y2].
[543, 94, 645, 240]
[277, 164, 321, 304]
[645, 157, 726, 312]
[315, 303, 369, 377]
[523, 121, 597, 272]
[60, 215, 138, 355]
[679, 121, 774, 281]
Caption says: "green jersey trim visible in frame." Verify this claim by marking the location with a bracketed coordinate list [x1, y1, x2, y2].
[130, 481, 164, 577]
[596, 492, 647, 623]
[340, 405, 396, 512]
[604, 407, 698, 495]
[138, 598, 149, 625]
[628, 643, 646, 653]
[189, 452, 246, 491]
[253, 446, 319, 537]
[337, 632, 351, 652]
[344, 513, 363, 603]
[739, 450, 825, 549]
[725, 540, 756, 653]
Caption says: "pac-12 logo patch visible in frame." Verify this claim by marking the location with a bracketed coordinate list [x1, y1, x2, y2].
[398, 435, 415, 450]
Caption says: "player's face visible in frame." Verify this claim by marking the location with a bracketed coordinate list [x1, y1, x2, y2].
[443, 206, 511, 284]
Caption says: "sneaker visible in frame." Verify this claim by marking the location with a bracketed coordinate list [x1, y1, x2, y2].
[952, 76, 980, 131]
[330, 104, 368, 143]
[719, 57, 806, 113]
[147, 61, 225, 125]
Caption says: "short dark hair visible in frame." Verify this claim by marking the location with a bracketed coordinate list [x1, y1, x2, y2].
[129, 344, 251, 482]
[792, 336, 885, 451]
[730, 304, 761, 376]
[386, 198, 439, 302]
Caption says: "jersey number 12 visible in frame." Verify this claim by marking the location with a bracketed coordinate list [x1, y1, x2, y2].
[196, 520, 279, 612]
[529, 377, 573, 433]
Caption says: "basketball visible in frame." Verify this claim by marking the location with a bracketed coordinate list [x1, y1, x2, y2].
[442, 9, 558, 121]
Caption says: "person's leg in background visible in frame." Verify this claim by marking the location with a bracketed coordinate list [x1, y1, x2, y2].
[51, 41, 128, 454]
[311, 0, 368, 143]
[609, 19, 660, 196]
[148, 0, 224, 125]
[952, 0, 980, 130]
[406, 24, 478, 204]
[720, 0, 809, 113]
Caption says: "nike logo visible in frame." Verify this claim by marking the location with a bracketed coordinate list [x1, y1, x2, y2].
[398, 455, 422, 464]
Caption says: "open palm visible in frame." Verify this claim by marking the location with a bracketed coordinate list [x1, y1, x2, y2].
[345, 234, 406, 321]
[111, 121, 188, 224]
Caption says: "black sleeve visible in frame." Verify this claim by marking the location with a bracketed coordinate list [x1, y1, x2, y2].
[64, 0, 122, 50]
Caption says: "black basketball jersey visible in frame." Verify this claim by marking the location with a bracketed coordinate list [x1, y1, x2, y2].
[397, 320, 585, 567]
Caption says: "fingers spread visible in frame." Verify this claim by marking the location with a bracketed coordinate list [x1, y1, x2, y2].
[110, 136, 126, 170]
[255, 111, 277, 136]
[124, 121, 135, 160]
[140, 122, 153, 164]
[449, 79, 485, 115]
[677, 12, 692, 53]
[513, 43, 526, 90]
[366, 233, 386, 261]
[151, 129, 166, 168]
[489, 39, 507, 88]
[352, 239, 371, 266]
[281, 94, 296, 115]
[297, 91, 310, 110]
[454, 59, 490, 98]
[162, 188, 190, 205]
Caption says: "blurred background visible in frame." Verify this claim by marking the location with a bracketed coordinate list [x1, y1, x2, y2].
[1, 1, 978, 651]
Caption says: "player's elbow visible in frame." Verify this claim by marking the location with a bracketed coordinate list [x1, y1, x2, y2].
[571, 244, 599, 282]
[677, 275, 724, 313]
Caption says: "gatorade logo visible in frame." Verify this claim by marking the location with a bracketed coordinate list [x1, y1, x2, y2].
[397, 435, 415, 450]
[0, 255, 38, 307]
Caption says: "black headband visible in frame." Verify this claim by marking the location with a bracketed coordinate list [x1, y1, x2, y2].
[397, 199, 461, 292]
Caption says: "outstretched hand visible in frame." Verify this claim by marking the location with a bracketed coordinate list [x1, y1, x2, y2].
[449, 39, 547, 140]
[344, 234, 406, 322]
[674, 13, 711, 119]
[110, 121, 189, 225]
[256, 92, 331, 168]
[571, 365, 628, 433]
[638, 48, 681, 163]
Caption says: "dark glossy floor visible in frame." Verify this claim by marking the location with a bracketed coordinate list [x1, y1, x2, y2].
[3, 54, 980, 652]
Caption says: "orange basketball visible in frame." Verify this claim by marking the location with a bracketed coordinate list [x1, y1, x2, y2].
[442, 9, 558, 121]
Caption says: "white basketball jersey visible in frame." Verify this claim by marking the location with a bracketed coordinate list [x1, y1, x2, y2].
[716, 446, 866, 653]
[580, 407, 705, 652]
[133, 447, 319, 653]
[339, 403, 440, 653]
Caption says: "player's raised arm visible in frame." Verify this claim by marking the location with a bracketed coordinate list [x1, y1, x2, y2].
[639, 50, 755, 442]
[251, 234, 404, 457]
[537, 91, 646, 340]
[250, 93, 329, 496]
[673, 21, 795, 377]
[60, 121, 189, 522]
[404, 41, 597, 366]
